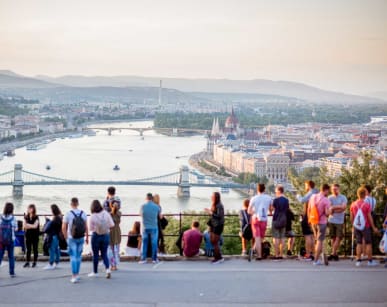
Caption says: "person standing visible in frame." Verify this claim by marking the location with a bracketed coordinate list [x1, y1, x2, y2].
[139, 193, 161, 264]
[153, 194, 166, 255]
[308, 184, 331, 266]
[270, 186, 289, 260]
[182, 221, 203, 257]
[108, 201, 121, 271]
[88, 200, 114, 278]
[350, 187, 379, 267]
[126, 221, 142, 257]
[204, 192, 225, 264]
[248, 183, 272, 261]
[239, 199, 253, 256]
[0, 202, 17, 277]
[44, 204, 63, 270]
[23, 204, 40, 268]
[62, 197, 88, 284]
[327, 184, 347, 261]
[297, 180, 318, 261]
[286, 208, 295, 256]
[103, 186, 121, 212]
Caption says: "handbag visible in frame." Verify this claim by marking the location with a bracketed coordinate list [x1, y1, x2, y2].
[160, 217, 169, 230]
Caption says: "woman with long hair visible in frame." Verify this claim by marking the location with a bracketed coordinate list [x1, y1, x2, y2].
[0, 202, 17, 277]
[108, 201, 121, 271]
[126, 221, 142, 257]
[88, 200, 114, 279]
[44, 204, 63, 270]
[153, 194, 166, 255]
[23, 204, 40, 268]
[204, 192, 225, 264]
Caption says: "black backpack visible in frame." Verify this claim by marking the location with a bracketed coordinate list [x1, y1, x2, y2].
[71, 211, 86, 239]
[241, 210, 252, 240]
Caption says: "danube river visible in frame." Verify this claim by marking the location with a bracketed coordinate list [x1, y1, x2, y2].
[0, 121, 244, 219]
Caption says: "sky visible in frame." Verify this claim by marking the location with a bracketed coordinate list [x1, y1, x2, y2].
[0, 0, 386, 95]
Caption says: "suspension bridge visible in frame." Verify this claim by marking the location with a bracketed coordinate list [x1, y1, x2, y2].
[83, 126, 209, 136]
[0, 164, 250, 198]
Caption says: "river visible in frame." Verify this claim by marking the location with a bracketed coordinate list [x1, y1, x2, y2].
[0, 121, 244, 220]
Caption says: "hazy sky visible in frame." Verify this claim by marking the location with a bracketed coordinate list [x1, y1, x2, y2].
[0, 0, 386, 95]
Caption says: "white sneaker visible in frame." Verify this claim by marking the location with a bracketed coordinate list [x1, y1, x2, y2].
[313, 260, 323, 266]
[75, 275, 80, 282]
[138, 260, 147, 264]
[53, 263, 58, 269]
[43, 264, 55, 270]
[70, 277, 78, 284]
[367, 260, 378, 267]
[152, 259, 160, 264]
[88, 272, 98, 278]
[355, 260, 362, 267]
[106, 268, 111, 279]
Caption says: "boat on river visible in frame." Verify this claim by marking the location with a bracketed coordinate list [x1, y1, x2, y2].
[26, 143, 46, 151]
[113, 165, 120, 171]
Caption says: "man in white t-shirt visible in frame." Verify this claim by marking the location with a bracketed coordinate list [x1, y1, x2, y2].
[62, 197, 88, 284]
[248, 183, 272, 260]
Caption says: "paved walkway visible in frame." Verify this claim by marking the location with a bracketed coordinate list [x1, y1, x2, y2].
[0, 259, 386, 306]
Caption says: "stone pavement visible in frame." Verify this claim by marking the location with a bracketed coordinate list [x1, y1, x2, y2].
[0, 259, 386, 306]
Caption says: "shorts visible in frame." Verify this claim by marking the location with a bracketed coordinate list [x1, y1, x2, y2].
[355, 227, 372, 244]
[252, 218, 267, 239]
[312, 224, 327, 242]
[286, 230, 295, 238]
[301, 217, 313, 236]
[272, 226, 286, 239]
[328, 223, 344, 239]
[211, 224, 224, 236]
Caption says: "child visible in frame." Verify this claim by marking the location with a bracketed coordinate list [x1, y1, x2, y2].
[239, 199, 253, 256]
[108, 201, 121, 271]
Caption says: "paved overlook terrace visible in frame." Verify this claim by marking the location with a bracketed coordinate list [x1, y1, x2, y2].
[0, 164, 251, 198]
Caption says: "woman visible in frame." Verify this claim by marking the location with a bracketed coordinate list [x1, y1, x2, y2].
[108, 201, 121, 271]
[88, 200, 114, 279]
[0, 202, 17, 277]
[204, 192, 225, 264]
[44, 204, 62, 270]
[153, 194, 166, 255]
[126, 221, 142, 257]
[23, 204, 40, 268]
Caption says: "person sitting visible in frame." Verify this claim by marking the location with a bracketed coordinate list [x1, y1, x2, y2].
[126, 221, 142, 257]
[14, 220, 25, 255]
[182, 221, 203, 257]
[203, 226, 223, 257]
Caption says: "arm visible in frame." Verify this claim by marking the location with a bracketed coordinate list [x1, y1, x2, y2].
[84, 219, 89, 244]
[297, 191, 312, 204]
[367, 211, 379, 234]
[269, 203, 274, 215]
[247, 199, 254, 215]
[24, 219, 39, 230]
[138, 235, 142, 250]
[62, 222, 68, 240]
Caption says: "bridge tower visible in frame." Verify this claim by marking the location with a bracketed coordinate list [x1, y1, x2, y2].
[108, 128, 112, 136]
[139, 129, 144, 137]
[177, 165, 190, 198]
[13, 164, 24, 198]
[172, 128, 178, 136]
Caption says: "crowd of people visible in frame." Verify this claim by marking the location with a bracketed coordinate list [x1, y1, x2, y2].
[0, 183, 386, 283]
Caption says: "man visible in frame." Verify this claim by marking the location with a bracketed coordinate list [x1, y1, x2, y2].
[103, 186, 121, 212]
[248, 183, 272, 261]
[182, 221, 203, 257]
[327, 183, 347, 261]
[297, 180, 318, 261]
[139, 193, 161, 264]
[62, 197, 88, 284]
[308, 184, 330, 266]
[364, 185, 376, 213]
[270, 185, 289, 260]
[350, 186, 379, 267]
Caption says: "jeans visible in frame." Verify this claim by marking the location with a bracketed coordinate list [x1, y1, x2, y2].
[91, 233, 110, 273]
[108, 244, 120, 267]
[0, 243, 15, 275]
[68, 237, 84, 275]
[26, 233, 39, 263]
[49, 235, 60, 265]
[141, 228, 158, 261]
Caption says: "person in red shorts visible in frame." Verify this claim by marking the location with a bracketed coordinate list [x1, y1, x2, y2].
[248, 183, 272, 261]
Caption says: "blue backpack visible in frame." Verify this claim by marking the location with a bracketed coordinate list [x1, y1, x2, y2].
[0, 216, 14, 246]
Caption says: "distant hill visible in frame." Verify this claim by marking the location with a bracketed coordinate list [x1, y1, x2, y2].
[0, 72, 61, 89]
[37, 74, 385, 104]
[367, 91, 387, 101]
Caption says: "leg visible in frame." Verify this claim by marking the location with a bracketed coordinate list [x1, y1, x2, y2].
[210, 232, 221, 260]
[151, 229, 159, 261]
[287, 236, 295, 252]
[255, 237, 262, 258]
[108, 245, 115, 267]
[33, 236, 39, 263]
[49, 237, 55, 265]
[8, 244, 15, 275]
[68, 239, 77, 276]
[54, 236, 60, 264]
[100, 235, 110, 269]
[75, 238, 84, 275]
[241, 237, 247, 253]
[91, 234, 99, 273]
[25, 235, 32, 263]
[0, 247, 4, 266]
[279, 238, 285, 257]
[158, 228, 165, 254]
[141, 230, 149, 260]
[273, 238, 279, 257]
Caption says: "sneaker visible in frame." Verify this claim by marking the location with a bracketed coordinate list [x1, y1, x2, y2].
[23, 263, 30, 268]
[384, 263, 387, 269]
[273, 257, 281, 262]
[367, 260, 378, 267]
[355, 260, 362, 267]
[88, 272, 98, 278]
[303, 255, 314, 262]
[138, 260, 147, 264]
[75, 276, 81, 282]
[152, 259, 160, 264]
[70, 277, 78, 284]
[212, 258, 224, 264]
[53, 263, 58, 269]
[32, 262, 37, 268]
[287, 250, 292, 256]
[327, 255, 335, 261]
[313, 260, 323, 266]
[10, 274, 16, 278]
[255, 257, 262, 261]
[322, 254, 329, 266]
[241, 251, 247, 256]
[106, 269, 111, 279]
[44, 264, 55, 270]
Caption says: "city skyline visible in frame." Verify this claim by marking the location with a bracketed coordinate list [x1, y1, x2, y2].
[0, 0, 386, 96]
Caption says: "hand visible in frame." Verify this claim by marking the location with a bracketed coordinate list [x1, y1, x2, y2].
[373, 227, 379, 235]
[85, 237, 89, 245]
[204, 208, 211, 214]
